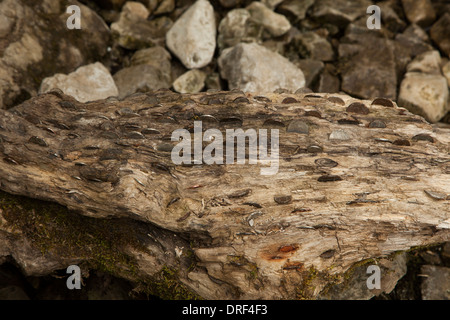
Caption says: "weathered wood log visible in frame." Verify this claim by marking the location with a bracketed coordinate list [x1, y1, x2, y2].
[0, 89, 448, 299]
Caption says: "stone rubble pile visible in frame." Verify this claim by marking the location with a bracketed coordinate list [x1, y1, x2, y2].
[1, 0, 449, 123]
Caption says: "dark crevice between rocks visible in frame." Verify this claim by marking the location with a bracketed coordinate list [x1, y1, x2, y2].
[373, 243, 449, 300]
[6, 89, 32, 110]
[0, 259, 151, 300]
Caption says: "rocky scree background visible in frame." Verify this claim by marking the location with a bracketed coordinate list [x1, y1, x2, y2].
[0, 0, 449, 299]
[1, 0, 450, 124]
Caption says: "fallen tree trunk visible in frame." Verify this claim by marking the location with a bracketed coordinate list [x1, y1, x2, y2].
[0, 89, 449, 299]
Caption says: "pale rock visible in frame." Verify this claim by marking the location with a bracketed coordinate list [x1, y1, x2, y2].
[401, 0, 436, 27]
[130, 46, 172, 76]
[217, 9, 263, 51]
[111, 1, 172, 50]
[127, 46, 172, 95]
[377, 1, 407, 33]
[393, 24, 434, 76]
[166, 0, 216, 69]
[113, 64, 171, 99]
[218, 42, 305, 93]
[293, 31, 335, 61]
[39, 62, 118, 103]
[0, 7, 14, 38]
[2, 34, 43, 71]
[173, 70, 207, 93]
[406, 50, 442, 74]
[153, 0, 175, 15]
[120, 1, 149, 19]
[246, 1, 291, 37]
[442, 61, 450, 86]
[398, 72, 449, 123]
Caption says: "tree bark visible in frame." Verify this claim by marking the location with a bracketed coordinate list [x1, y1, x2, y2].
[0, 89, 448, 299]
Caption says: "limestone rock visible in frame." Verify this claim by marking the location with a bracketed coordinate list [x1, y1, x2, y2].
[443, 61, 450, 86]
[395, 29, 431, 63]
[39, 62, 118, 103]
[246, 1, 291, 37]
[294, 59, 324, 88]
[166, 0, 216, 69]
[430, 13, 450, 58]
[398, 72, 449, 123]
[339, 25, 397, 100]
[406, 50, 442, 75]
[218, 42, 305, 92]
[292, 31, 335, 61]
[318, 253, 407, 300]
[111, 1, 172, 50]
[217, 8, 263, 51]
[119, 0, 149, 18]
[130, 46, 172, 76]
[173, 69, 206, 93]
[402, 23, 430, 43]
[393, 24, 434, 75]
[311, 0, 372, 27]
[401, 0, 436, 27]
[378, 1, 407, 33]
[153, 0, 175, 15]
[0, 0, 110, 109]
[113, 65, 171, 99]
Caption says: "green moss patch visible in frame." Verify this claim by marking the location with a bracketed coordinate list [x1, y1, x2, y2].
[0, 190, 143, 278]
[138, 266, 202, 300]
[0, 190, 204, 300]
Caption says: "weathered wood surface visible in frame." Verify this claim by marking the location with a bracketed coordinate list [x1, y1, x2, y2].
[0, 89, 449, 299]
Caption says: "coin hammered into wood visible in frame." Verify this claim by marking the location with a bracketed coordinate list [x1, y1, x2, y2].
[0, 90, 448, 300]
